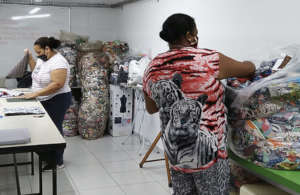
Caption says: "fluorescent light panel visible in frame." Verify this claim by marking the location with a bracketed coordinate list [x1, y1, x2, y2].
[11, 14, 51, 20]
[29, 7, 41, 15]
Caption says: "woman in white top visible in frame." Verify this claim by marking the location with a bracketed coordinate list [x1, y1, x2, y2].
[23, 37, 72, 171]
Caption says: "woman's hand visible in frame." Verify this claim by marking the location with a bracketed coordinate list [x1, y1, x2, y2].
[24, 48, 31, 56]
[20, 92, 39, 99]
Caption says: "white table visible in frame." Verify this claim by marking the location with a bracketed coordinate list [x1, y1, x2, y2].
[0, 98, 66, 195]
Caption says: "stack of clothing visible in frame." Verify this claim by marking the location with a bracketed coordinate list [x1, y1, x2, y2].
[77, 44, 109, 139]
[227, 48, 300, 170]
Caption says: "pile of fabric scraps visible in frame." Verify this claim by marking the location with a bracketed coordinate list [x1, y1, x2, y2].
[58, 42, 79, 87]
[0, 88, 23, 98]
[102, 40, 129, 61]
[227, 47, 300, 170]
[77, 50, 109, 139]
[59, 30, 89, 46]
[63, 97, 79, 137]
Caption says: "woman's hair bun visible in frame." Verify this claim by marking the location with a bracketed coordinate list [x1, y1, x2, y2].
[48, 37, 61, 49]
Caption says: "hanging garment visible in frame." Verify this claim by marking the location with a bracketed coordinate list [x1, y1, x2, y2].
[6, 53, 29, 79]
[6, 53, 32, 88]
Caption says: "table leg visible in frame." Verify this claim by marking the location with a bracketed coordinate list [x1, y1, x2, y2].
[13, 153, 21, 195]
[39, 156, 43, 195]
[31, 152, 34, 176]
[52, 155, 57, 195]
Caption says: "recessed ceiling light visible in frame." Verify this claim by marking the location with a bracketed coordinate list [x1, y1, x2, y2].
[29, 7, 41, 15]
[11, 14, 51, 20]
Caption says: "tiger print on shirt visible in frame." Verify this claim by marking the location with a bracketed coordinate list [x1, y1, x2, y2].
[143, 47, 227, 172]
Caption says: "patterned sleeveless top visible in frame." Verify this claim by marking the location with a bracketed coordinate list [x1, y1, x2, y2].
[143, 47, 227, 172]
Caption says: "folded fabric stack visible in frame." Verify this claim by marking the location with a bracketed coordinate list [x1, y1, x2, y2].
[3, 107, 44, 116]
[227, 46, 300, 170]
[77, 51, 109, 139]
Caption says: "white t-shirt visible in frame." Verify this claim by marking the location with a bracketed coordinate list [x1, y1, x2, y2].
[31, 53, 71, 101]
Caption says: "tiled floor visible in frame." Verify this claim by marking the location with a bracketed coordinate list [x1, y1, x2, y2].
[0, 135, 172, 195]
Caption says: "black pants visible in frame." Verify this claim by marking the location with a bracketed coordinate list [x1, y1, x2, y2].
[41, 92, 72, 165]
[171, 159, 230, 195]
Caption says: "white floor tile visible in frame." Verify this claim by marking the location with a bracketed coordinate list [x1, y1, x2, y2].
[61, 191, 78, 195]
[127, 150, 165, 163]
[158, 178, 173, 193]
[111, 135, 139, 145]
[0, 184, 31, 195]
[0, 135, 172, 195]
[29, 170, 75, 194]
[79, 186, 125, 195]
[110, 170, 155, 185]
[85, 140, 125, 154]
[0, 175, 31, 195]
[102, 160, 140, 174]
[0, 169, 30, 186]
[66, 164, 117, 190]
[143, 167, 169, 181]
[65, 151, 99, 166]
[94, 150, 132, 163]
[120, 182, 170, 195]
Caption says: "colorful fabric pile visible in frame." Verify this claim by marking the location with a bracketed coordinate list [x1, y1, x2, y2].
[227, 47, 300, 170]
[63, 97, 79, 137]
[77, 49, 109, 139]
[58, 42, 79, 87]
[102, 40, 129, 62]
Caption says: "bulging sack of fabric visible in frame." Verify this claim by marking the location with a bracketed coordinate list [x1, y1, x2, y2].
[77, 51, 109, 82]
[59, 30, 89, 45]
[63, 97, 79, 137]
[227, 45, 300, 170]
[58, 43, 79, 87]
[78, 95, 109, 139]
[77, 41, 103, 53]
[102, 41, 129, 58]
[77, 51, 109, 139]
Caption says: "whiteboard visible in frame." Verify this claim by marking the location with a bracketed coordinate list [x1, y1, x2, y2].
[0, 4, 69, 87]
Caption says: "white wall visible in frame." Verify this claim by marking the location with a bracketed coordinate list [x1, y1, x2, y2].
[70, 7, 121, 41]
[119, 0, 300, 60]
[0, 5, 121, 88]
[119, 0, 300, 148]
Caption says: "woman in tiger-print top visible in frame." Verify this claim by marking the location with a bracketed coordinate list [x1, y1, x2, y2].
[143, 14, 255, 195]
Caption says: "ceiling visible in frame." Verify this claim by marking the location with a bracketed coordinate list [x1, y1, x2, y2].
[0, 0, 141, 7]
